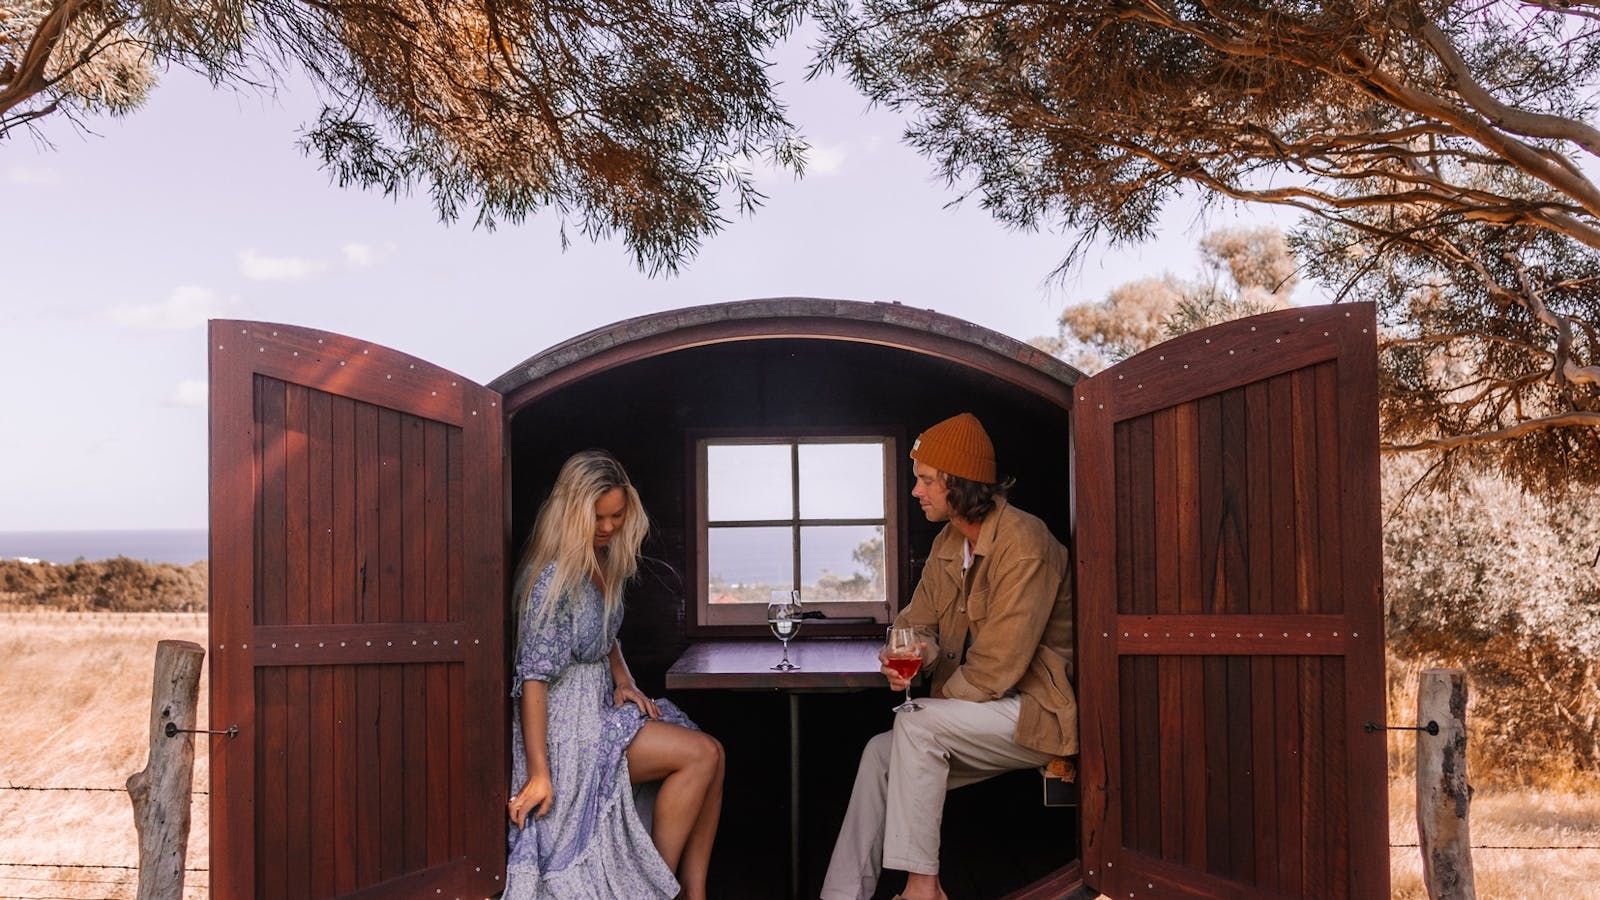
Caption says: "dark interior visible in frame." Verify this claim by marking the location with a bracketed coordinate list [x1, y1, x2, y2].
[505, 336, 1079, 897]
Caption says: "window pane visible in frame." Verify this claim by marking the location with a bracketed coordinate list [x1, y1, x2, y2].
[801, 525, 885, 603]
[798, 443, 885, 519]
[707, 443, 792, 521]
[707, 526, 792, 604]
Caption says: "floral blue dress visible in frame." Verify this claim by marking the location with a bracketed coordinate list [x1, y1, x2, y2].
[506, 563, 697, 899]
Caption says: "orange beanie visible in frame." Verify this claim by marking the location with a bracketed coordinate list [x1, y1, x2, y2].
[910, 413, 996, 483]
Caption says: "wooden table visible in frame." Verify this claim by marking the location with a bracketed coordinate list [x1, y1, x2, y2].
[666, 638, 887, 900]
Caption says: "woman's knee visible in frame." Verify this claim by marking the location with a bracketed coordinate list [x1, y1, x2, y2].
[698, 732, 725, 773]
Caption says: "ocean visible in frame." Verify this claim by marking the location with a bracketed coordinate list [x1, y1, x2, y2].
[0, 529, 209, 565]
[0, 526, 871, 573]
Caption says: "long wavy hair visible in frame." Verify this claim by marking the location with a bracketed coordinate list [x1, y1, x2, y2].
[512, 450, 649, 634]
[942, 472, 1016, 523]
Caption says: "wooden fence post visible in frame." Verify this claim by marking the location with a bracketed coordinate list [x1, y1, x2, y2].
[126, 639, 205, 900]
[1417, 667, 1476, 900]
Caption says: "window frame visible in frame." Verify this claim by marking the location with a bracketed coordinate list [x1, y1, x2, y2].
[687, 427, 902, 635]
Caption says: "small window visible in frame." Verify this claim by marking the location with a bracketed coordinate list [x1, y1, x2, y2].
[695, 435, 897, 627]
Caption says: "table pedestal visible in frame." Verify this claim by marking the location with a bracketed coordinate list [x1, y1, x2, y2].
[666, 638, 886, 900]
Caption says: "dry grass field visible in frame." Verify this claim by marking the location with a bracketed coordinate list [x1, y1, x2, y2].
[3, 610, 1598, 899]
[0, 611, 208, 900]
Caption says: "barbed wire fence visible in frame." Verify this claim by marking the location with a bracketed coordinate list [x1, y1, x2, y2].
[5, 783, 1600, 899]
[1, 782, 208, 900]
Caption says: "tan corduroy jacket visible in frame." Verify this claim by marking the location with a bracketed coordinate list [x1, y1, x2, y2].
[894, 498, 1078, 756]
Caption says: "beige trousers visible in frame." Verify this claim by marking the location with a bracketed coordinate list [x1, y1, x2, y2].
[819, 696, 1053, 900]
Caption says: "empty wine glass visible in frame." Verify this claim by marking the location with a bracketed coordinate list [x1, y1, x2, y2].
[885, 626, 923, 712]
[767, 589, 802, 671]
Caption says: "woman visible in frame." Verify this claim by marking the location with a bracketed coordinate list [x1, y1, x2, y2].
[506, 450, 724, 899]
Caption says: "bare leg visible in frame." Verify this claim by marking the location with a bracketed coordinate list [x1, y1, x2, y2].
[674, 738, 723, 897]
[626, 721, 724, 900]
[899, 872, 949, 900]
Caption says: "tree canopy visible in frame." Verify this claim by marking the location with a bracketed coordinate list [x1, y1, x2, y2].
[816, 0, 1600, 489]
[9, 1, 1600, 482]
[1, 0, 804, 273]
[1035, 225, 1296, 372]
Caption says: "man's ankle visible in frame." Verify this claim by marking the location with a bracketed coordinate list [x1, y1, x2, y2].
[900, 872, 945, 900]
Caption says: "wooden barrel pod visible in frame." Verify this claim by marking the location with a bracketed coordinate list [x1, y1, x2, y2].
[209, 297, 1386, 900]
[490, 299, 1083, 898]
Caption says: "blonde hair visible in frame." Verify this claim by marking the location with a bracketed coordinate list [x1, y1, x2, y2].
[513, 450, 649, 632]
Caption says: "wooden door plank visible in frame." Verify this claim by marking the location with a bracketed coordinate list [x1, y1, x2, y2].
[1118, 658, 1142, 854]
[401, 417, 429, 871]
[1075, 379, 1118, 878]
[1301, 656, 1328, 896]
[1202, 656, 1230, 876]
[354, 395, 383, 891]
[260, 378, 287, 628]
[1336, 312, 1390, 898]
[1175, 402, 1201, 618]
[1225, 656, 1255, 882]
[1129, 415, 1156, 617]
[356, 403, 381, 625]
[1249, 654, 1277, 890]
[1157, 654, 1185, 861]
[460, 384, 507, 888]
[1217, 388, 1249, 616]
[309, 389, 335, 627]
[208, 322, 259, 900]
[1179, 654, 1207, 872]
[1314, 362, 1344, 614]
[1196, 394, 1222, 618]
[310, 662, 337, 898]
[287, 385, 311, 628]
[258, 667, 288, 900]
[285, 663, 312, 895]
[283, 386, 313, 895]
[355, 662, 381, 886]
[1324, 657, 1351, 897]
[1272, 655, 1304, 890]
[1135, 655, 1162, 855]
[1291, 368, 1322, 615]
[1243, 381, 1272, 620]
[424, 421, 454, 866]
[376, 409, 405, 881]
[332, 396, 358, 626]
[1153, 407, 1179, 619]
[334, 664, 359, 895]
[1267, 375, 1297, 618]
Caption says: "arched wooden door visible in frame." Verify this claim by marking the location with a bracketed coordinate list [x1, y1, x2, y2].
[1074, 303, 1388, 898]
[209, 321, 507, 899]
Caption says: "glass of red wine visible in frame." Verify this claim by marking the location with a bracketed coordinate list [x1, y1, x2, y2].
[885, 626, 923, 712]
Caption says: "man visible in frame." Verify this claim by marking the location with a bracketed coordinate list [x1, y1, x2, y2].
[821, 412, 1077, 900]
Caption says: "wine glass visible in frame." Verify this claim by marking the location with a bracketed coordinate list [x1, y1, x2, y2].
[885, 626, 923, 712]
[767, 589, 802, 671]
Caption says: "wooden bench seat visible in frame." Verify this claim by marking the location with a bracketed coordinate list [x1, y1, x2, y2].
[1040, 755, 1078, 807]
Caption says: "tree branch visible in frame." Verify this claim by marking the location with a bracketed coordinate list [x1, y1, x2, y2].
[0, 0, 93, 128]
[1383, 411, 1600, 452]
[1414, 18, 1600, 161]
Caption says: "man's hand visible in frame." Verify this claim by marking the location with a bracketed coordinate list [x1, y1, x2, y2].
[879, 641, 928, 692]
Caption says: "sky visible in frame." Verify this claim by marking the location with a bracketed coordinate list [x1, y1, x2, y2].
[0, 33, 1287, 532]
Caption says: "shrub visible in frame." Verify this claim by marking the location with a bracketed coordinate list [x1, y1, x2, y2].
[0, 558, 208, 612]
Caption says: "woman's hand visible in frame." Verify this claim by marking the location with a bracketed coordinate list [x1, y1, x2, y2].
[508, 770, 552, 828]
[613, 682, 660, 719]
